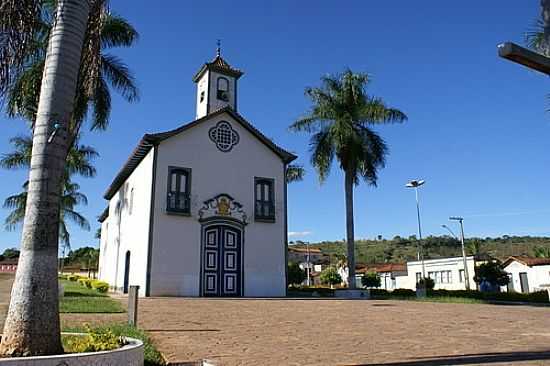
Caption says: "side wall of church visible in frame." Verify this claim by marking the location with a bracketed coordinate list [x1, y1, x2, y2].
[98, 149, 154, 297]
[149, 111, 286, 297]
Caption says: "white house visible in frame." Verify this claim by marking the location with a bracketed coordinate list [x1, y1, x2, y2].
[501, 256, 550, 293]
[98, 50, 296, 297]
[403, 256, 476, 291]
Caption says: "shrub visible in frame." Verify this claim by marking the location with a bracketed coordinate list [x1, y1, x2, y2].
[392, 288, 415, 297]
[370, 288, 389, 298]
[287, 286, 335, 297]
[426, 289, 549, 303]
[64, 325, 127, 353]
[416, 277, 435, 290]
[67, 275, 79, 282]
[78, 278, 93, 288]
[91, 280, 109, 293]
[361, 271, 381, 288]
[320, 266, 342, 286]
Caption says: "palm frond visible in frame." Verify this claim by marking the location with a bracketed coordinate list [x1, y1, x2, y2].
[62, 209, 90, 231]
[286, 164, 305, 183]
[90, 75, 111, 130]
[101, 13, 139, 49]
[101, 53, 139, 102]
[0, 0, 42, 96]
[310, 128, 335, 184]
[525, 19, 550, 56]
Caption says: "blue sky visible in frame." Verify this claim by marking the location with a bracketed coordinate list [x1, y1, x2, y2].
[1, 1, 549, 252]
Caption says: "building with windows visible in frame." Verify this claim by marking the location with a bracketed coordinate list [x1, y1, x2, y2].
[401, 256, 476, 291]
[501, 256, 550, 293]
[98, 50, 296, 297]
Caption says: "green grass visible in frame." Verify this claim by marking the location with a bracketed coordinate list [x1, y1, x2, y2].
[63, 324, 165, 366]
[59, 279, 124, 313]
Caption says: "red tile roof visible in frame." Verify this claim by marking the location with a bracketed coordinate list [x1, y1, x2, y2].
[503, 256, 550, 267]
[356, 263, 407, 274]
[288, 247, 322, 254]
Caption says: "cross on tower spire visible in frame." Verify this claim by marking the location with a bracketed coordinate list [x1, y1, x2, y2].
[216, 39, 221, 57]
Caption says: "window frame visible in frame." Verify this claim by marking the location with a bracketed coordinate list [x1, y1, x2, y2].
[216, 77, 230, 101]
[129, 187, 134, 215]
[166, 166, 192, 215]
[254, 177, 275, 222]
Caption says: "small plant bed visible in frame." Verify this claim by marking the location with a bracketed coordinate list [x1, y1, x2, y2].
[370, 288, 550, 305]
[63, 324, 165, 366]
[288, 285, 335, 297]
[60, 279, 125, 313]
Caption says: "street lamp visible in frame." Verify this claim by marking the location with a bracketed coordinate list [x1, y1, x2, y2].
[441, 224, 457, 239]
[449, 216, 471, 290]
[405, 179, 426, 279]
[497, 42, 550, 75]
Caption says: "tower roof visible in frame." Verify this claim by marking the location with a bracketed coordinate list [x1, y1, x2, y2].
[192, 54, 244, 82]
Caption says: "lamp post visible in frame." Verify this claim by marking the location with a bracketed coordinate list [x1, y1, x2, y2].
[406, 179, 426, 279]
[497, 2, 550, 74]
[306, 241, 310, 286]
[449, 216, 471, 290]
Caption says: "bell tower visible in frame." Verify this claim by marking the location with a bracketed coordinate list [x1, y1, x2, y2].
[193, 42, 244, 119]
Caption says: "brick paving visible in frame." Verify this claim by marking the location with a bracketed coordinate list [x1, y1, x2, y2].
[132, 297, 550, 366]
[1, 274, 550, 365]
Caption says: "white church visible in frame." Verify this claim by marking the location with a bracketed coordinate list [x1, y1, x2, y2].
[97, 50, 296, 297]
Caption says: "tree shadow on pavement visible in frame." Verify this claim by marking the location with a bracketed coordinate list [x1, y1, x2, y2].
[352, 350, 550, 365]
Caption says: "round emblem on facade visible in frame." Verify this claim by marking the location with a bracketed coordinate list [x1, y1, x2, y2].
[208, 121, 240, 152]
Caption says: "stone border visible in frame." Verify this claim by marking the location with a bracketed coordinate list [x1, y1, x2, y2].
[0, 333, 143, 365]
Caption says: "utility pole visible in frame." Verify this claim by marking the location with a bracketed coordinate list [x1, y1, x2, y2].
[449, 217, 471, 290]
[306, 241, 310, 286]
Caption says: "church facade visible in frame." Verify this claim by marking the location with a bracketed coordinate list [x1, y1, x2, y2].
[97, 51, 296, 297]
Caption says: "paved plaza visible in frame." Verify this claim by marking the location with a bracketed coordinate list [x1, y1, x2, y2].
[1, 275, 550, 365]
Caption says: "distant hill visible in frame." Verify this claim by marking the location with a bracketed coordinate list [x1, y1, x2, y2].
[289, 236, 550, 265]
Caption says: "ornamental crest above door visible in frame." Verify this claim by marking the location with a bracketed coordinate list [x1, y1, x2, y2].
[198, 194, 247, 224]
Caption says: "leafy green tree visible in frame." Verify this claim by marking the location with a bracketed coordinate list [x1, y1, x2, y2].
[474, 261, 510, 287]
[361, 271, 381, 288]
[287, 262, 306, 286]
[290, 70, 407, 289]
[467, 239, 484, 257]
[0, 0, 137, 355]
[1, 248, 20, 259]
[320, 266, 342, 287]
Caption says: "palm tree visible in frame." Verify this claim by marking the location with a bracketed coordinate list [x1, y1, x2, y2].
[1, 135, 98, 251]
[0, 0, 136, 356]
[534, 246, 550, 258]
[290, 70, 407, 289]
[4, 180, 90, 248]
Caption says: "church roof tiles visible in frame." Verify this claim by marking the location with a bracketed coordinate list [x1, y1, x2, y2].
[192, 55, 244, 82]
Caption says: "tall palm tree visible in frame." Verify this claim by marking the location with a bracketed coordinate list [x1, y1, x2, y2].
[1, 135, 98, 257]
[4, 180, 90, 247]
[290, 70, 407, 289]
[0, 0, 136, 356]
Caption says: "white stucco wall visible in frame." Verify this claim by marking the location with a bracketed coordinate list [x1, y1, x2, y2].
[195, 73, 209, 119]
[149, 111, 286, 297]
[403, 256, 476, 291]
[99, 149, 154, 297]
[503, 261, 550, 293]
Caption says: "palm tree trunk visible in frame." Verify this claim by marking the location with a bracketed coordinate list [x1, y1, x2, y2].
[344, 169, 356, 290]
[0, 0, 89, 357]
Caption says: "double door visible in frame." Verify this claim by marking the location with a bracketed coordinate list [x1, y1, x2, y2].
[202, 224, 242, 297]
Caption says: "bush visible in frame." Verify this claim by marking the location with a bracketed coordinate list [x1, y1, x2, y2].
[474, 261, 510, 287]
[91, 280, 109, 293]
[78, 278, 92, 288]
[287, 285, 335, 297]
[67, 275, 79, 282]
[416, 277, 435, 290]
[369, 288, 389, 298]
[320, 266, 342, 286]
[426, 289, 549, 303]
[392, 288, 416, 297]
[361, 271, 381, 288]
[64, 325, 126, 353]
[287, 262, 306, 286]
